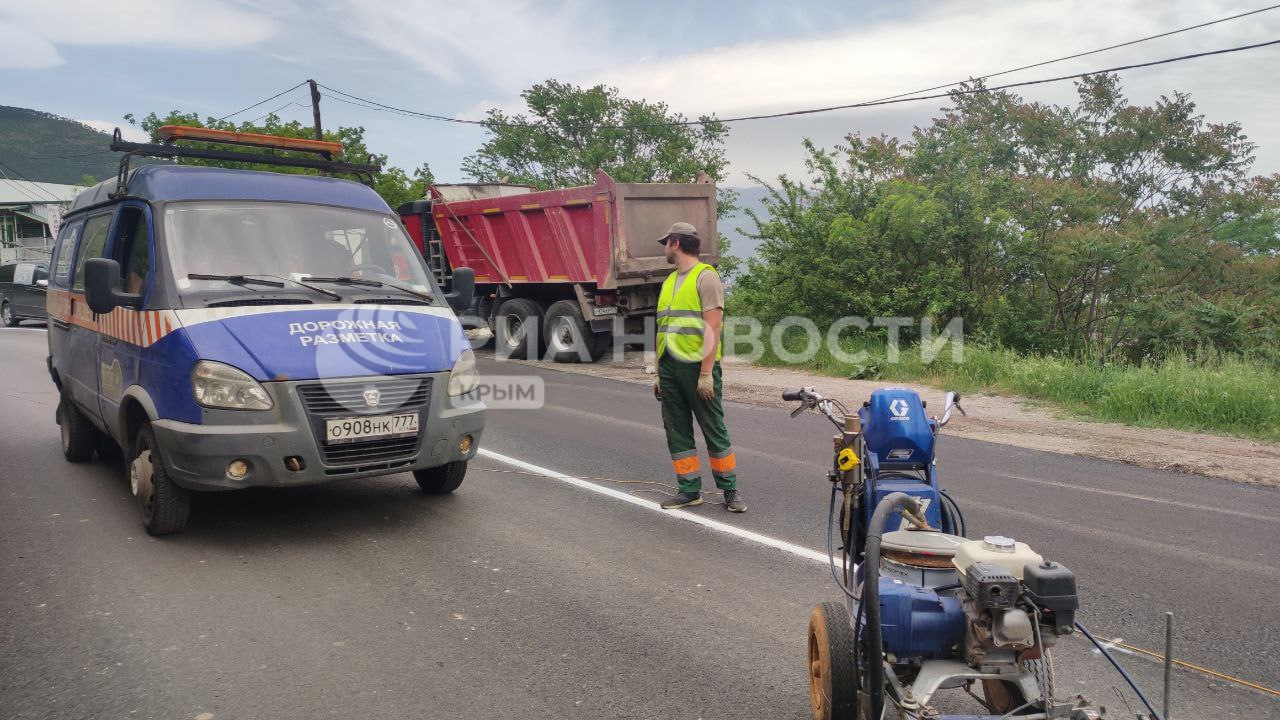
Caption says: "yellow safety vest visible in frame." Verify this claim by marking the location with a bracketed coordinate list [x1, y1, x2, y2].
[656, 262, 722, 362]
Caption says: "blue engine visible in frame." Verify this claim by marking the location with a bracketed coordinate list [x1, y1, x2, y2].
[859, 389, 945, 533]
[875, 577, 965, 661]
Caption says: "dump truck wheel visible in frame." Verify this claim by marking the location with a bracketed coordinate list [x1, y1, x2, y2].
[496, 298, 543, 359]
[808, 601, 858, 720]
[415, 461, 467, 494]
[131, 423, 191, 536]
[544, 300, 596, 363]
[58, 394, 99, 463]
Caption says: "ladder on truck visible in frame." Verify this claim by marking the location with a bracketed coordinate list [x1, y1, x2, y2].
[423, 221, 451, 288]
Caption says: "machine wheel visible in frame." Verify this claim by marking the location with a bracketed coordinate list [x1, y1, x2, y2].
[131, 423, 191, 536]
[808, 601, 858, 720]
[982, 678, 1035, 715]
[495, 298, 543, 359]
[543, 300, 599, 363]
[414, 460, 467, 494]
[1, 301, 19, 327]
[57, 395, 99, 463]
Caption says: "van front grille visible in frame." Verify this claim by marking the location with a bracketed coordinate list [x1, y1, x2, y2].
[297, 377, 430, 416]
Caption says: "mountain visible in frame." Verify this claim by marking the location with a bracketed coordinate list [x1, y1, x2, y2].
[0, 106, 129, 185]
[721, 185, 771, 260]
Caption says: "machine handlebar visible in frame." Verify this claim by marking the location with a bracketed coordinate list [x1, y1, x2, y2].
[781, 388, 805, 402]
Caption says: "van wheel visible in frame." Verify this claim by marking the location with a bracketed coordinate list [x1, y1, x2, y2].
[1, 301, 18, 327]
[496, 298, 543, 359]
[57, 395, 99, 463]
[543, 300, 598, 363]
[414, 461, 467, 494]
[131, 423, 191, 535]
[808, 601, 858, 720]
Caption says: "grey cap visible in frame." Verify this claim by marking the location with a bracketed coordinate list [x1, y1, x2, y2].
[658, 221, 699, 244]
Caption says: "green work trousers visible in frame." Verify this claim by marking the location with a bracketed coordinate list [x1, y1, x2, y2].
[658, 355, 738, 493]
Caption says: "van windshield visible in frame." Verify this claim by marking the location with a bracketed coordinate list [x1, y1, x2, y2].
[163, 201, 435, 296]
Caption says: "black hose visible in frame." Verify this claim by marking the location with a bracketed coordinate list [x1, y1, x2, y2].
[862, 492, 922, 720]
[825, 484, 857, 600]
[940, 489, 966, 537]
[1076, 622, 1164, 720]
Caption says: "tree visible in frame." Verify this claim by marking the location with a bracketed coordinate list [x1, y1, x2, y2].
[462, 80, 729, 188]
[124, 111, 431, 208]
[461, 80, 739, 276]
[732, 75, 1280, 364]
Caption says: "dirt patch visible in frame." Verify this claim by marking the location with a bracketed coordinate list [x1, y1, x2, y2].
[506, 353, 1280, 488]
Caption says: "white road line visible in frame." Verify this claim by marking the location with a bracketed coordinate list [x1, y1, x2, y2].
[991, 472, 1278, 523]
[477, 448, 829, 565]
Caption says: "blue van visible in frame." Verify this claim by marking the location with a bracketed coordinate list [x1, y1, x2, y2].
[47, 128, 484, 534]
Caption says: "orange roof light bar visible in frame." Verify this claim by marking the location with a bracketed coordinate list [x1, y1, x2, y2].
[157, 125, 344, 156]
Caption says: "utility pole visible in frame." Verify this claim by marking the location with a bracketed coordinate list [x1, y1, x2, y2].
[308, 79, 323, 143]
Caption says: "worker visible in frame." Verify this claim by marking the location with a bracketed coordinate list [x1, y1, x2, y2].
[652, 221, 746, 513]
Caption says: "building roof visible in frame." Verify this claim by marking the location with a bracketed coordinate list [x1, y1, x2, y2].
[0, 179, 85, 205]
[69, 165, 387, 214]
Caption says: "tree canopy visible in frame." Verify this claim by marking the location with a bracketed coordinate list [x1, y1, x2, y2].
[730, 75, 1280, 364]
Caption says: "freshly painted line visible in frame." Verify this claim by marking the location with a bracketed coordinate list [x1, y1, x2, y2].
[477, 448, 830, 565]
[992, 472, 1278, 523]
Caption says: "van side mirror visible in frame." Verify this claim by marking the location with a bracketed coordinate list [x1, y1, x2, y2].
[84, 258, 142, 314]
[444, 267, 475, 313]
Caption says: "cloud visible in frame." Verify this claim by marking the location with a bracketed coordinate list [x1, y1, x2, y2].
[0, 22, 63, 69]
[0, 0, 275, 69]
[336, 0, 613, 90]
[562, 0, 1280, 183]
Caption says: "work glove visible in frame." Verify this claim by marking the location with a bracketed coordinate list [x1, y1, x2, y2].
[653, 374, 662, 401]
[696, 371, 715, 402]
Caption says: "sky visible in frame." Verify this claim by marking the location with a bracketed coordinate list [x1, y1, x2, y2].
[3, 0, 1280, 188]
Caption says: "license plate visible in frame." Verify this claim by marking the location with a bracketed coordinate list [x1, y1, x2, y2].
[325, 413, 419, 444]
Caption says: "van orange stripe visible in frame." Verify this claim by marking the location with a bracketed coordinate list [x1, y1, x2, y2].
[672, 456, 700, 475]
[709, 452, 736, 473]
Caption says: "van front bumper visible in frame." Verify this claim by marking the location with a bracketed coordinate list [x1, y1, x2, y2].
[151, 373, 484, 491]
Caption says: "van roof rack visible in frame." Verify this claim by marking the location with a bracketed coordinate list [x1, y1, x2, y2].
[109, 125, 382, 198]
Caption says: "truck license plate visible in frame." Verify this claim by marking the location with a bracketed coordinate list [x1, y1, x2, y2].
[325, 413, 419, 444]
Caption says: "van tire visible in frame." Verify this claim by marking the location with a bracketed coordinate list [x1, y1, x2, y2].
[414, 461, 466, 494]
[543, 300, 597, 363]
[58, 395, 99, 463]
[131, 423, 191, 536]
[495, 298, 543, 359]
[2, 301, 19, 327]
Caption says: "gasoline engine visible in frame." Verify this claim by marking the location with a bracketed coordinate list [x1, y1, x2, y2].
[786, 387, 1115, 720]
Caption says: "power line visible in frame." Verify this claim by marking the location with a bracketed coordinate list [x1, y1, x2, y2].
[214, 80, 308, 122]
[0, 160, 63, 201]
[858, 2, 1280, 107]
[249, 101, 310, 124]
[319, 37, 1280, 130]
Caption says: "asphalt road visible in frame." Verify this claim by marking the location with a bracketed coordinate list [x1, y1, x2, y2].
[1, 326, 1276, 719]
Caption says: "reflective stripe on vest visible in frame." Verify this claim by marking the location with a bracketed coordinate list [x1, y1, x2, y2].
[656, 262, 722, 362]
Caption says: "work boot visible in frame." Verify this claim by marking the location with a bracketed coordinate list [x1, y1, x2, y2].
[660, 491, 703, 509]
[723, 489, 747, 513]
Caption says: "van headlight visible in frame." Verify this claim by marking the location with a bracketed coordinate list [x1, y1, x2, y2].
[192, 361, 273, 410]
[447, 349, 480, 396]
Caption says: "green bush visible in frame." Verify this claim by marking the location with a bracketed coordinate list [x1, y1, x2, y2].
[742, 330, 1280, 441]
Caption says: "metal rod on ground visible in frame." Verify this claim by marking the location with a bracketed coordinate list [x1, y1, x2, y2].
[1163, 612, 1174, 720]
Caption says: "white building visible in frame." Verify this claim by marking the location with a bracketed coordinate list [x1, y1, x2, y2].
[0, 180, 84, 262]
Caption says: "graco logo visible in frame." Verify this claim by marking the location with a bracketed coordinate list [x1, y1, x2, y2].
[889, 398, 910, 420]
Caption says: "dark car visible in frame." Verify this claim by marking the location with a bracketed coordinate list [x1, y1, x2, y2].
[0, 260, 49, 326]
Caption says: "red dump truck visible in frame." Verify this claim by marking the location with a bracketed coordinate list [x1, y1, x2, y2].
[397, 170, 718, 362]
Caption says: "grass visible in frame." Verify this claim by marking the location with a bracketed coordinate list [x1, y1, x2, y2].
[742, 332, 1280, 442]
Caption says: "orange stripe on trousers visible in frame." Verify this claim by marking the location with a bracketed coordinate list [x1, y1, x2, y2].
[709, 452, 736, 473]
[672, 456, 700, 475]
